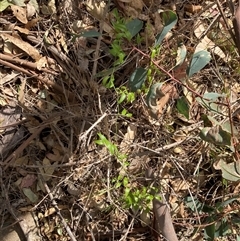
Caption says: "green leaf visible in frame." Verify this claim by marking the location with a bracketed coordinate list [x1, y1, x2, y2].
[81, 30, 101, 37]
[129, 67, 148, 92]
[199, 126, 232, 146]
[216, 159, 240, 182]
[177, 97, 189, 119]
[204, 217, 215, 241]
[11, 0, 25, 6]
[197, 92, 225, 113]
[0, 0, 11, 11]
[215, 218, 231, 237]
[187, 50, 211, 77]
[126, 19, 143, 38]
[22, 188, 38, 203]
[216, 196, 240, 210]
[118, 92, 126, 104]
[155, 10, 178, 46]
[184, 196, 204, 212]
[203, 92, 224, 100]
[123, 177, 128, 187]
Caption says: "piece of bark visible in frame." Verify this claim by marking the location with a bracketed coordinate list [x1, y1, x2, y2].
[146, 168, 179, 241]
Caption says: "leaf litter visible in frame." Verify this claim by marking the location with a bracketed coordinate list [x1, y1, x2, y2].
[1, 1, 240, 241]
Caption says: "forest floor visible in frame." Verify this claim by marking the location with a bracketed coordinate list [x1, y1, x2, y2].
[1, 0, 240, 240]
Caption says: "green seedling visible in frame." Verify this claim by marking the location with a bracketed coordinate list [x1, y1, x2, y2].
[95, 133, 127, 161]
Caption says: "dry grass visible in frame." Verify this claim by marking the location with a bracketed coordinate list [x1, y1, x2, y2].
[1, 0, 240, 240]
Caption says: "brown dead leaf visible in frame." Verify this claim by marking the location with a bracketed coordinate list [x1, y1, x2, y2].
[143, 20, 155, 46]
[1, 33, 41, 61]
[125, 5, 139, 18]
[85, 0, 106, 20]
[14, 26, 29, 34]
[128, 0, 144, 11]
[147, 83, 178, 119]
[26, 2, 36, 18]
[11, 5, 28, 24]
[152, 11, 163, 34]
[36, 56, 48, 70]
[46, 148, 61, 162]
[156, 84, 178, 116]
[184, 4, 202, 14]
[120, 124, 137, 154]
[20, 174, 37, 188]
[18, 77, 26, 104]
[194, 20, 226, 61]
[25, 17, 41, 29]
[173, 61, 188, 80]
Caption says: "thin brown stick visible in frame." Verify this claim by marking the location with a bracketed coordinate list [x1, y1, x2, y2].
[0, 58, 75, 101]
[0, 53, 57, 75]
[35, 161, 77, 241]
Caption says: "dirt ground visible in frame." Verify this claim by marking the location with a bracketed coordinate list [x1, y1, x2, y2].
[1, 0, 240, 240]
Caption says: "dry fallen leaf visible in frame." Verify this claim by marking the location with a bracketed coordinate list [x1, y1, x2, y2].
[148, 83, 178, 119]
[128, 0, 144, 11]
[25, 17, 40, 29]
[184, 4, 202, 14]
[1, 33, 42, 61]
[18, 77, 26, 104]
[20, 174, 37, 188]
[194, 20, 227, 61]
[14, 26, 29, 34]
[85, 0, 106, 20]
[11, 5, 28, 24]
[120, 123, 137, 154]
[26, 2, 37, 18]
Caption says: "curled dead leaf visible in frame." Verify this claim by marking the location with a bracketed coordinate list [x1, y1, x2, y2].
[11, 5, 28, 24]
[194, 20, 226, 61]
[147, 83, 178, 119]
[1, 33, 41, 61]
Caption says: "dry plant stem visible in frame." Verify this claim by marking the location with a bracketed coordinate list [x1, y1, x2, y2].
[217, 0, 239, 51]
[0, 59, 75, 101]
[26, 35, 90, 87]
[170, 156, 201, 226]
[91, 23, 104, 80]
[146, 168, 179, 241]
[35, 162, 77, 241]
[0, 167, 35, 241]
[75, 112, 108, 153]
[0, 119, 28, 130]
[0, 53, 57, 75]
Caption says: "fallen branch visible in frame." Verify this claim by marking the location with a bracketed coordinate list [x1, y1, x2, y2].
[146, 168, 179, 241]
[0, 58, 76, 102]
